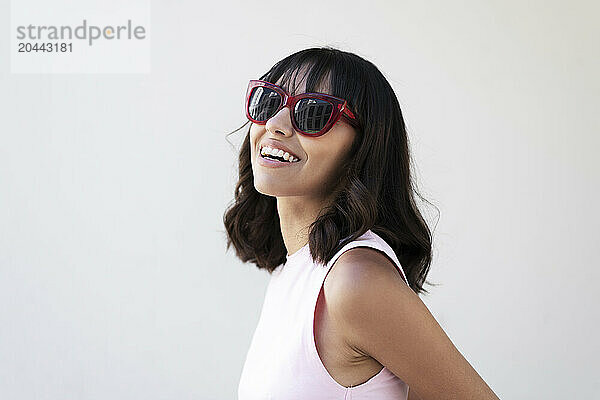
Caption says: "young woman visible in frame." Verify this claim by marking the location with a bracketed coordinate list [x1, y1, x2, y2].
[224, 47, 500, 400]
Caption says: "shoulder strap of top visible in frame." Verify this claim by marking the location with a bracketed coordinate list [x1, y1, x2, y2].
[324, 230, 409, 286]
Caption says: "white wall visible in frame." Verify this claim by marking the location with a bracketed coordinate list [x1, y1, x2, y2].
[1, 0, 598, 399]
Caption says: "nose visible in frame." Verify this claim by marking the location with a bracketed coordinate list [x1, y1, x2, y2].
[264, 105, 294, 136]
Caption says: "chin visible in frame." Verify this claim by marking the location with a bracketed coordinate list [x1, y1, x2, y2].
[253, 179, 299, 197]
[253, 178, 278, 197]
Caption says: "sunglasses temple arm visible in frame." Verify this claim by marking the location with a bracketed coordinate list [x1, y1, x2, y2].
[341, 103, 357, 120]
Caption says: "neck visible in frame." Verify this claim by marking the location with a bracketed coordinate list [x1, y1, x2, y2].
[276, 192, 335, 255]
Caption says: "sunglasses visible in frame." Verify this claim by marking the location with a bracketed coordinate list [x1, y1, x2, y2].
[245, 79, 358, 137]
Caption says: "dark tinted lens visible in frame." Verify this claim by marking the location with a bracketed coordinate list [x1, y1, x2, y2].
[248, 86, 282, 122]
[294, 98, 334, 134]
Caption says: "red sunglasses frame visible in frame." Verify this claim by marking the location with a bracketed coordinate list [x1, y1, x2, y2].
[245, 79, 357, 137]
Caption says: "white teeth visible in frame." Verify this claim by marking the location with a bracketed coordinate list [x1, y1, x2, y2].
[259, 145, 300, 163]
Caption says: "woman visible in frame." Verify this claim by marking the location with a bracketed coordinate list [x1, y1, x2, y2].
[224, 47, 500, 400]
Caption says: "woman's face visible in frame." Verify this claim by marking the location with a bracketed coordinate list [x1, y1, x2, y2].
[249, 74, 357, 201]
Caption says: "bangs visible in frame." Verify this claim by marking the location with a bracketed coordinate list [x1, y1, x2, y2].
[261, 57, 333, 97]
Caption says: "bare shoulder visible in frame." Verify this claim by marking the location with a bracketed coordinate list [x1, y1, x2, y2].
[321, 246, 418, 372]
[324, 247, 412, 314]
[323, 246, 500, 400]
[322, 245, 416, 359]
[325, 246, 410, 293]
[323, 246, 415, 335]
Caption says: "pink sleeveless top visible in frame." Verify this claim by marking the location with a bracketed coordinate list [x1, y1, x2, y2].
[237, 229, 410, 399]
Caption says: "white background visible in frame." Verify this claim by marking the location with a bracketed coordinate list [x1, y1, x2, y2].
[1, 0, 598, 399]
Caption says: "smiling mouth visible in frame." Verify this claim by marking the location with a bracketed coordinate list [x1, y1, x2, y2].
[259, 145, 301, 163]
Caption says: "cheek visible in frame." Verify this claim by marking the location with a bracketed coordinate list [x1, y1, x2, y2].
[249, 126, 261, 153]
[309, 141, 354, 189]
[304, 149, 346, 186]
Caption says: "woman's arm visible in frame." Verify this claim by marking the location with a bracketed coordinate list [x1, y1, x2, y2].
[408, 387, 425, 400]
[325, 248, 500, 400]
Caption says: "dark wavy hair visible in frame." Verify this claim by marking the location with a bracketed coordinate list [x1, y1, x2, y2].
[223, 46, 438, 295]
